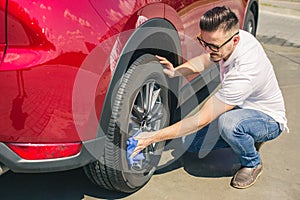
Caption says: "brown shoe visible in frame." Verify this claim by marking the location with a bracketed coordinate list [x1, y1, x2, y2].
[231, 163, 263, 189]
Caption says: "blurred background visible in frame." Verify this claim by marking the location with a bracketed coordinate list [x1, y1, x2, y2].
[257, 0, 300, 47]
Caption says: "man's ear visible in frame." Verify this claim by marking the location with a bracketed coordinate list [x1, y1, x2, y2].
[233, 35, 240, 46]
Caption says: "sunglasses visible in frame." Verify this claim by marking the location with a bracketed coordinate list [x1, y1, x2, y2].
[196, 31, 239, 52]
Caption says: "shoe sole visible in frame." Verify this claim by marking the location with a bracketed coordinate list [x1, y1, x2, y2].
[231, 169, 263, 189]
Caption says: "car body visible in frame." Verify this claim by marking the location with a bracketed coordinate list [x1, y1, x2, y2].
[0, 0, 258, 193]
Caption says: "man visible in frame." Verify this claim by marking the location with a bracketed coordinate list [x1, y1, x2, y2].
[131, 6, 287, 189]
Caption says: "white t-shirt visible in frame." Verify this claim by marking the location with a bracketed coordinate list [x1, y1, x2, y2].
[215, 30, 288, 131]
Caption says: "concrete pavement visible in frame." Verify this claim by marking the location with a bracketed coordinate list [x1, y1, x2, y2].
[257, 0, 300, 47]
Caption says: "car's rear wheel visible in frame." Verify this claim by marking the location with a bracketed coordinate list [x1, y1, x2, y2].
[84, 54, 170, 193]
[244, 10, 256, 36]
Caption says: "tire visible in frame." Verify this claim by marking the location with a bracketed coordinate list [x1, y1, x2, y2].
[243, 11, 256, 36]
[84, 54, 170, 193]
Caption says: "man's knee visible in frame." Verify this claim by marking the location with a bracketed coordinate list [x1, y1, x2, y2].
[218, 110, 241, 140]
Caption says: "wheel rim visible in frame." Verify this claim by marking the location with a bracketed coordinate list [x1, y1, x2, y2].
[247, 20, 254, 34]
[128, 80, 164, 170]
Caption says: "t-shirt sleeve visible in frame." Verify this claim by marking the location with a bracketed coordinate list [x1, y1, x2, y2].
[215, 69, 253, 106]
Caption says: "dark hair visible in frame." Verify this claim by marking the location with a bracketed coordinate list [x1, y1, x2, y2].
[200, 6, 239, 32]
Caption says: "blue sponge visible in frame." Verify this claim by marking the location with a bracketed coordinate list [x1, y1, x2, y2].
[126, 130, 145, 170]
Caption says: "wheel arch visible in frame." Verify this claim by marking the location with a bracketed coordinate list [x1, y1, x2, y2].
[99, 18, 182, 136]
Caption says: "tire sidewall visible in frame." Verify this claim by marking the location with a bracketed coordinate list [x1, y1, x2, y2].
[244, 11, 256, 36]
[111, 55, 170, 189]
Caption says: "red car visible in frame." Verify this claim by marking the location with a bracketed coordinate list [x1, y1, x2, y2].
[0, 0, 258, 193]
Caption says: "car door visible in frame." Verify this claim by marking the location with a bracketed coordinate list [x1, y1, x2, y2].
[0, 0, 6, 63]
[165, 0, 222, 120]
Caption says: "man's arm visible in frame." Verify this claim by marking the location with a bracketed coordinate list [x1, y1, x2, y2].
[156, 53, 214, 78]
[131, 95, 235, 158]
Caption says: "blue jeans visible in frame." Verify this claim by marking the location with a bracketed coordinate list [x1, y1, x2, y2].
[182, 108, 282, 168]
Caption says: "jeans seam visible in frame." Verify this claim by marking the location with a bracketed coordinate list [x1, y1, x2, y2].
[266, 122, 281, 140]
[233, 117, 267, 135]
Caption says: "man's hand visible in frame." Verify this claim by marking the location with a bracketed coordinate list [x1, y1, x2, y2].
[156, 54, 212, 78]
[130, 131, 157, 159]
[156, 55, 176, 78]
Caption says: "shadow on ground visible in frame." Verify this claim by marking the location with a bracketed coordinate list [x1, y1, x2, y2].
[0, 145, 241, 200]
[156, 146, 241, 178]
[0, 168, 128, 200]
[257, 35, 300, 48]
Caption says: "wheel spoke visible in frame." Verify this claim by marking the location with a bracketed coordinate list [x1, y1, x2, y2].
[132, 105, 143, 121]
[150, 100, 162, 116]
[148, 113, 163, 124]
[144, 82, 155, 115]
[144, 83, 149, 113]
[138, 88, 145, 114]
[130, 115, 141, 125]
[150, 88, 161, 111]
[145, 145, 155, 161]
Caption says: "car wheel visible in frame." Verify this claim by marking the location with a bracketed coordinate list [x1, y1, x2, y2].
[244, 11, 256, 36]
[84, 54, 170, 193]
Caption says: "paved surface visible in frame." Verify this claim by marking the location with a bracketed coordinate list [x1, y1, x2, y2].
[0, 1, 299, 200]
[257, 0, 300, 47]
